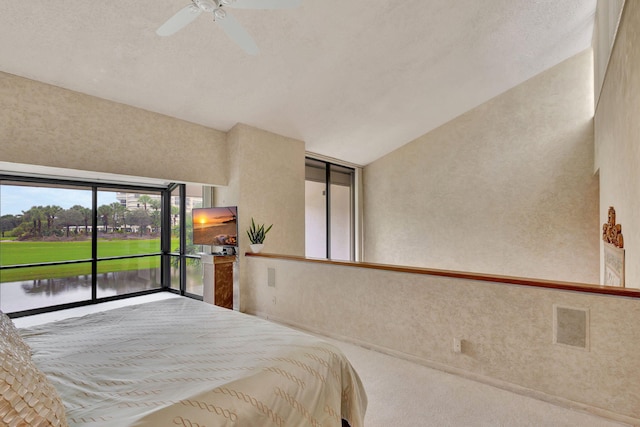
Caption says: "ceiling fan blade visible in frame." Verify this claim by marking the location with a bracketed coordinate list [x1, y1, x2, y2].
[224, 0, 302, 10]
[156, 4, 203, 36]
[214, 10, 259, 55]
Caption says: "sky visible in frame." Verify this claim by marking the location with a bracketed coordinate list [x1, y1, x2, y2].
[0, 185, 118, 216]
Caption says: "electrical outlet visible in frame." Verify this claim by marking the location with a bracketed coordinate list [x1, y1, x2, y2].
[453, 338, 462, 353]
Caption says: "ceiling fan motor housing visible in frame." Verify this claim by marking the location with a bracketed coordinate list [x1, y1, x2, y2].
[194, 0, 217, 13]
[159, 0, 302, 54]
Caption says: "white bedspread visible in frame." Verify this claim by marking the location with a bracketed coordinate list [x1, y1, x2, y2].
[19, 297, 367, 427]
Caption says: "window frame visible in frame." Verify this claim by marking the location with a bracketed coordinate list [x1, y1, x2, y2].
[304, 157, 357, 261]
[0, 174, 187, 317]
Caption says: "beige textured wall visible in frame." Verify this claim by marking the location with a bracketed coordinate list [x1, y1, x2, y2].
[246, 256, 640, 423]
[215, 124, 306, 311]
[0, 72, 306, 309]
[594, 1, 640, 288]
[364, 50, 599, 284]
[0, 72, 228, 185]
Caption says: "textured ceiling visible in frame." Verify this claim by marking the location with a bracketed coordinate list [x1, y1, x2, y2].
[0, 0, 596, 166]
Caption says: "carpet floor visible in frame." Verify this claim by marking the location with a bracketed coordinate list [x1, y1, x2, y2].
[325, 337, 629, 427]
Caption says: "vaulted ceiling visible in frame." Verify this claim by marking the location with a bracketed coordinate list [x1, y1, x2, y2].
[0, 0, 596, 166]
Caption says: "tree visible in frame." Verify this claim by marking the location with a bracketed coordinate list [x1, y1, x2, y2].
[127, 209, 151, 236]
[43, 205, 62, 235]
[97, 204, 113, 233]
[110, 202, 127, 232]
[21, 206, 45, 237]
[57, 207, 84, 237]
[0, 214, 21, 237]
[149, 199, 161, 233]
[171, 205, 179, 227]
[71, 205, 92, 234]
[137, 195, 153, 211]
[149, 199, 161, 212]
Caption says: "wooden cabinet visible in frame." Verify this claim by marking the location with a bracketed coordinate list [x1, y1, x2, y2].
[201, 255, 236, 309]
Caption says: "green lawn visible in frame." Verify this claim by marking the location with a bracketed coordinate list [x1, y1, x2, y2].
[0, 238, 179, 283]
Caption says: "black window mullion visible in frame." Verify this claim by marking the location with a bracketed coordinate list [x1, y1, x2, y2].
[179, 184, 187, 295]
[325, 163, 331, 259]
[91, 186, 98, 301]
[351, 172, 356, 260]
[161, 187, 172, 291]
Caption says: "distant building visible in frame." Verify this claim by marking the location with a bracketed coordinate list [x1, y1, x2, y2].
[115, 193, 200, 212]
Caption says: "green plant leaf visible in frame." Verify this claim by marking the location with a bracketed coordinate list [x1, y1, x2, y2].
[246, 218, 272, 244]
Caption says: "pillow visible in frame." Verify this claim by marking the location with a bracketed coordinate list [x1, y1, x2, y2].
[1, 311, 68, 427]
[0, 310, 31, 358]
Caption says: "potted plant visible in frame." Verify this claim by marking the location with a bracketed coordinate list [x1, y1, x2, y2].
[246, 218, 272, 253]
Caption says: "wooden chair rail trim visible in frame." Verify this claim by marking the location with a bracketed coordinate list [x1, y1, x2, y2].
[245, 253, 640, 299]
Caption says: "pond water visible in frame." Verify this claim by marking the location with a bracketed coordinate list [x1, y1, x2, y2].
[0, 269, 204, 314]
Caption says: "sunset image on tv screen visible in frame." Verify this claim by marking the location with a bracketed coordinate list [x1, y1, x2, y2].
[192, 206, 237, 246]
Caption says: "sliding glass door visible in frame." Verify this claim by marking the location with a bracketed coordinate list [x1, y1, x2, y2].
[305, 158, 355, 261]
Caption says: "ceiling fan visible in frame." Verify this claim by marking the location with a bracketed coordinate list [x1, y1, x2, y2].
[156, 0, 302, 55]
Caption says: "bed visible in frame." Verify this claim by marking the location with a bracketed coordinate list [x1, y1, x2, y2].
[1, 297, 367, 427]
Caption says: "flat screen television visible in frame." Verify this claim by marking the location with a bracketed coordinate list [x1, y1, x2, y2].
[192, 206, 238, 247]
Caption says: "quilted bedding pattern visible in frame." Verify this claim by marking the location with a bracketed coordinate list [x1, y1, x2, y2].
[19, 297, 366, 427]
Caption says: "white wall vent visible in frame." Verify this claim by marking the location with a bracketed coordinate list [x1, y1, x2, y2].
[553, 305, 589, 350]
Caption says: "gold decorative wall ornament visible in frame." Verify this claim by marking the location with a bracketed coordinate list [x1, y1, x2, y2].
[602, 206, 624, 248]
[602, 206, 625, 287]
